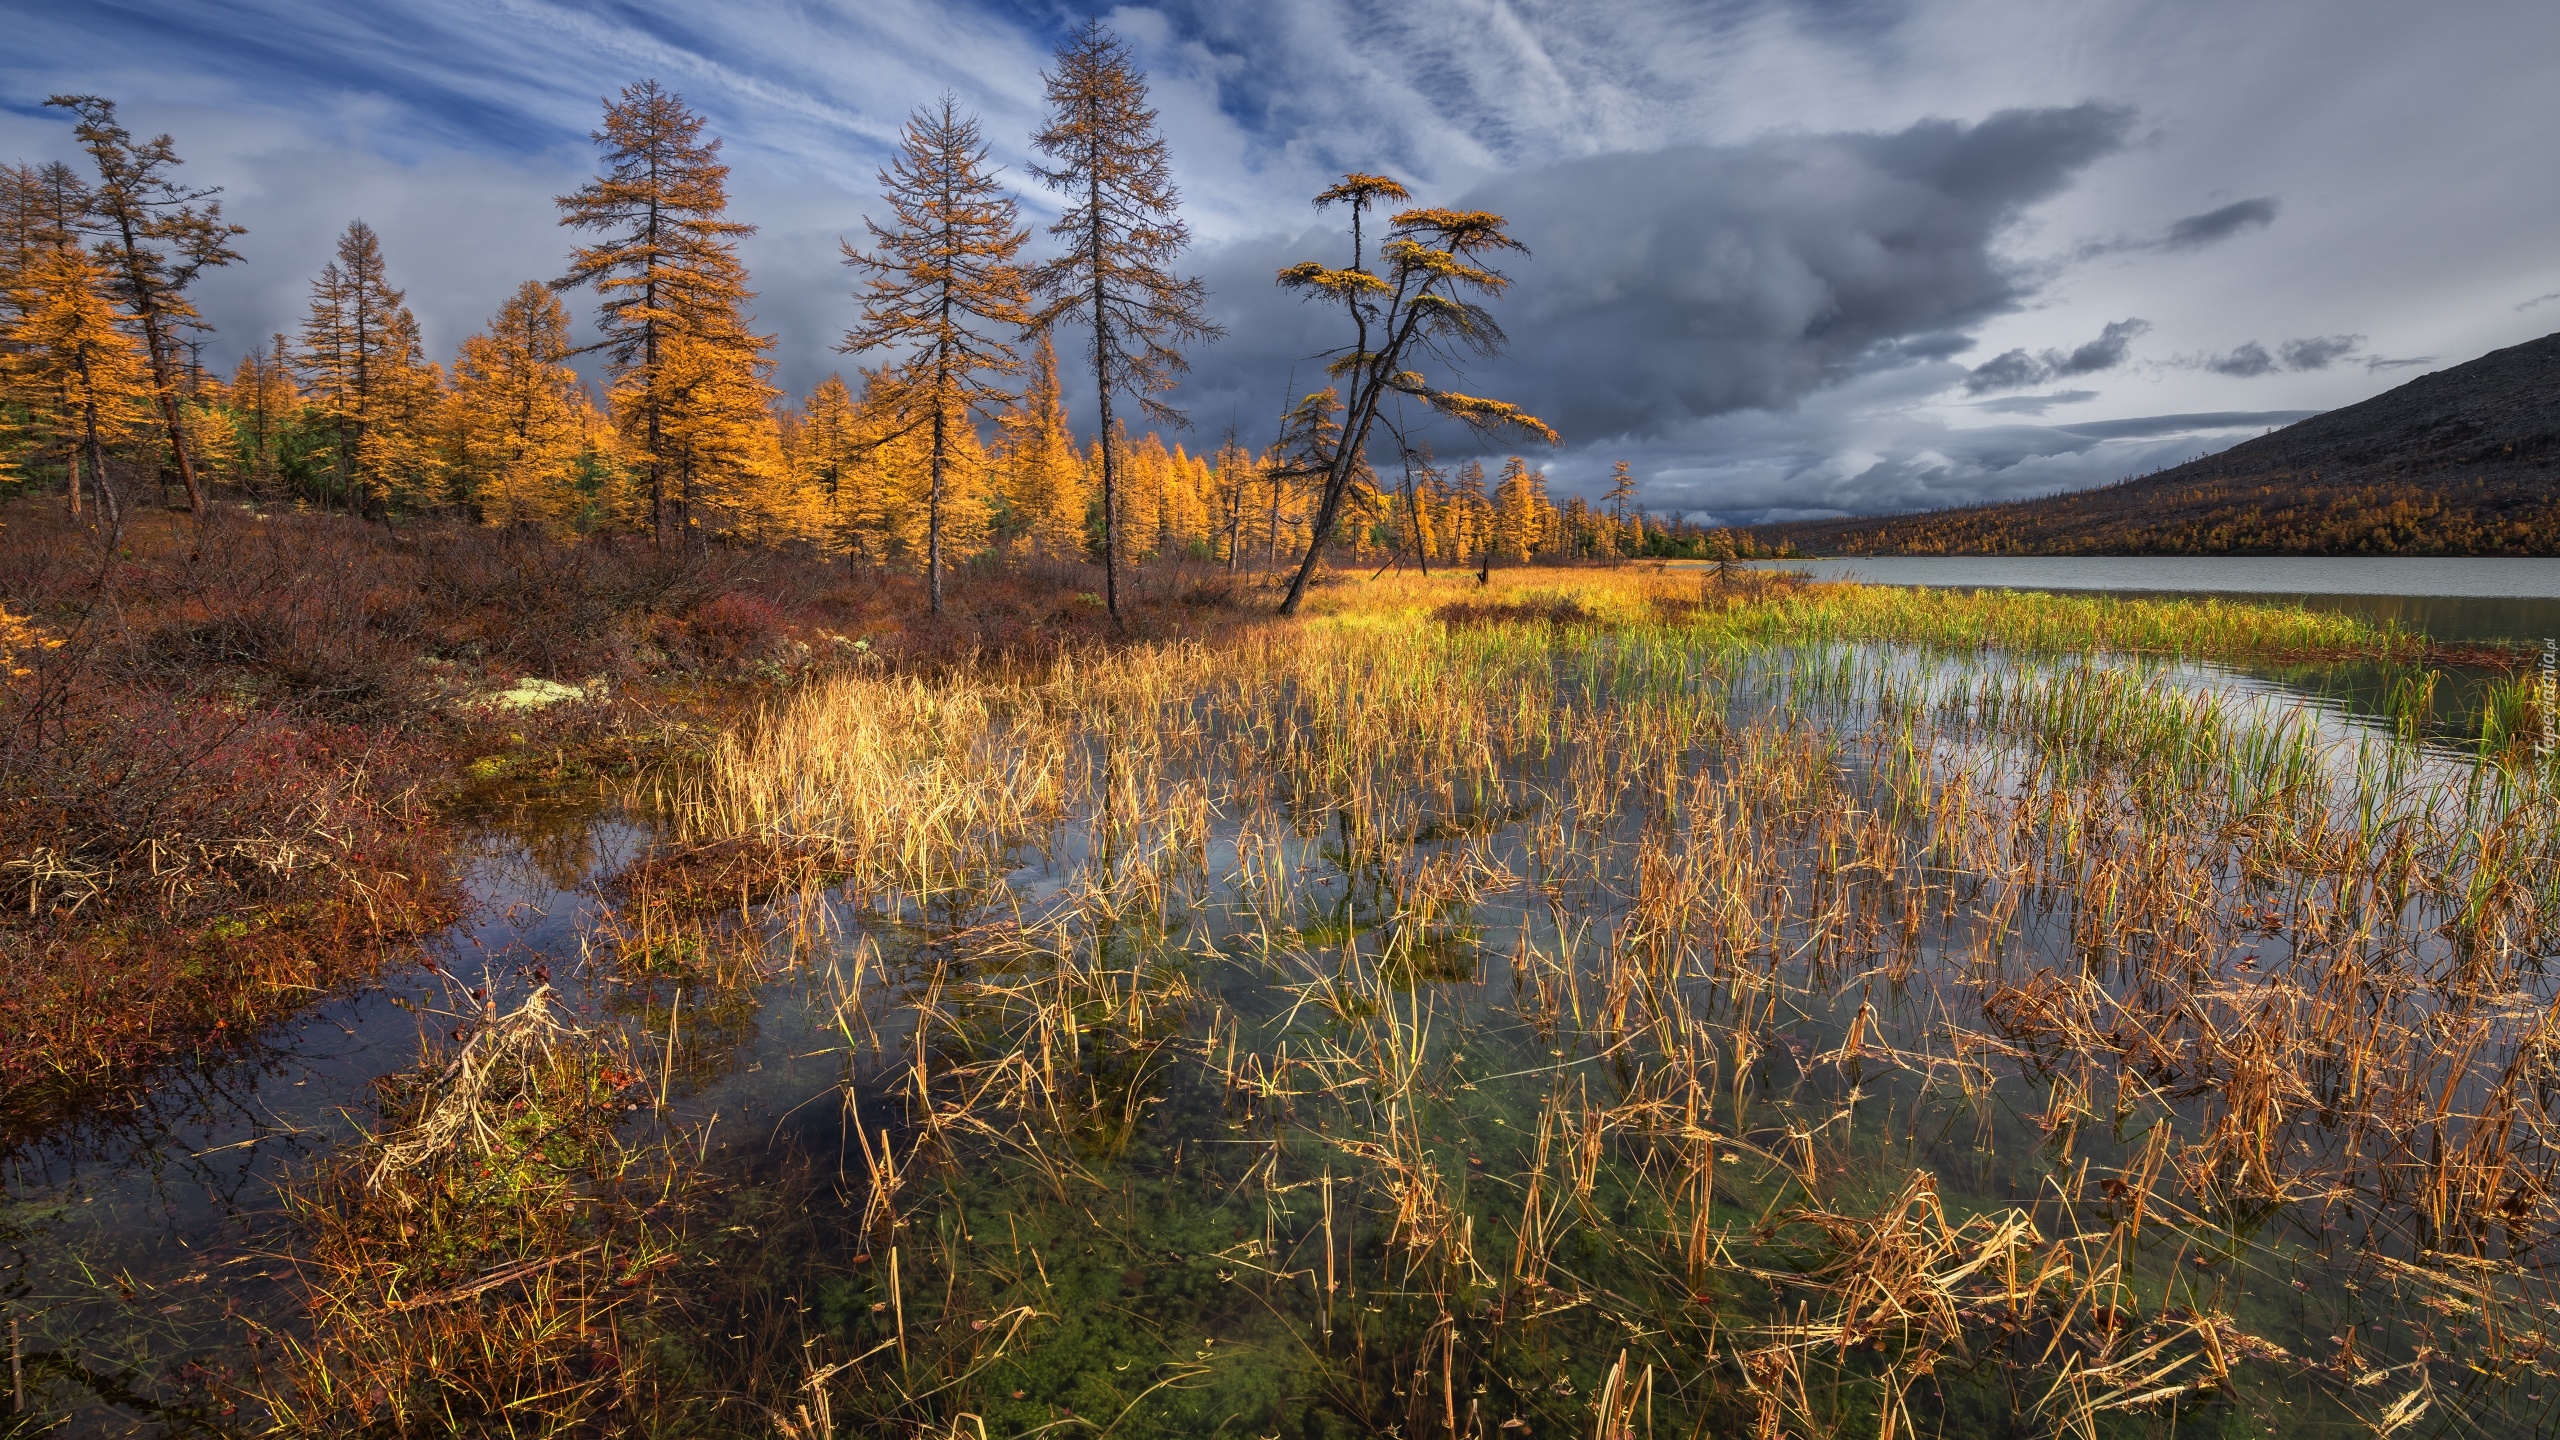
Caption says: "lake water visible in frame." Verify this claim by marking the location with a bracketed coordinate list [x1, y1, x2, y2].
[1751, 555, 2560, 644]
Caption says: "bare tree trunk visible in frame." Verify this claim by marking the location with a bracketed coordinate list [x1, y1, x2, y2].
[1280, 451, 1361, 616]
[84, 397, 122, 537]
[1091, 209, 1120, 625]
[1225, 465, 1242, 574]
[928, 390, 947, 615]
[1402, 452, 1429, 578]
[138, 317, 200, 516]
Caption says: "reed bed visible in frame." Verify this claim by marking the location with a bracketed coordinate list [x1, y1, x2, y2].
[637, 565, 2560, 1436]
[199, 565, 2557, 1437]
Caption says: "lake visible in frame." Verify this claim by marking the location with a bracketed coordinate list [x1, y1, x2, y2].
[1754, 555, 2560, 644]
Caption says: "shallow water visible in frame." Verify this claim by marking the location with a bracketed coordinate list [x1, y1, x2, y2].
[1757, 555, 2560, 611]
[0, 814, 646, 1433]
[1731, 554, 2560, 751]
[7, 627, 2559, 1436]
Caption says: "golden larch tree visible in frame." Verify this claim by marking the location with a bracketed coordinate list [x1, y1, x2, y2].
[842, 96, 1032, 613]
[556, 80, 771, 546]
[1029, 19, 1222, 622]
[996, 331, 1090, 560]
[1272, 175, 1556, 612]
[839, 369, 992, 565]
[1120, 427, 1170, 560]
[3, 242, 156, 528]
[295, 220, 444, 514]
[453, 280, 587, 529]
[1395, 449, 1443, 573]
[0, 161, 93, 497]
[1454, 459, 1493, 578]
[45, 95, 244, 517]
[798, 373, 870, 564]
[227, 334, 296, 495]
[0, 162, 90, 322]
[1211, 428, 1255, 570]
[1604, 459, 1639, 559]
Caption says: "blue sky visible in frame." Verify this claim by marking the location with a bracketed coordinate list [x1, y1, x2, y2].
[7, 0, 2557, 522]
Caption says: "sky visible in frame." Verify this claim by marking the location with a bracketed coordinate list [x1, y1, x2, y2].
[6, 0, 2557, 523]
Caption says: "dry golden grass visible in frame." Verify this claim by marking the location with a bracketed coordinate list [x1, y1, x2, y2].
[195, 561, 2554, 1437]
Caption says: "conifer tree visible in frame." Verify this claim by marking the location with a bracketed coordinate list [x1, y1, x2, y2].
[1604, 459, 1639, 559]
[180, 376, 240, 488]
[0, 162, 92, 495]
[453, 280, 585, 528]
[3, 243, 154, 529]
[836, 371, 909, 564]
[997, 332, 1090, 560]
[0, 163, 90, 318]
[1029, 20, 1223, 622]
[1212, 428, 1254, 571]
[799, 373, 866, 558]
[226, 334, 295, 495]
[1493, 457, 1533, 561]
[1418, 463, 1455, 566]
[1121, 428, 1171, 561]
[650, 324, 789, 541]
[1273, 175, 1554, 614]
[556, 80, 767, 546]
[45, 96, 244, 517]
[1398, 449, 1443, 575]
[1455, 459, 1493, 582]
[0, 163, 44, 302]
[295, 221, 442, 514]
[843, 97, 1032, 614]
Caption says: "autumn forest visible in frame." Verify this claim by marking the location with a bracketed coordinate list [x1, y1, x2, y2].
[0, 29, 1735, 630]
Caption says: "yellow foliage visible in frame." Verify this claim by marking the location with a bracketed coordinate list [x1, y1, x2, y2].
[842, 382, 993, 564]
[1, 243, 157, 513]
[453, 282, 588, 531]
[995, 333, 1089, 559]
[0, 599, 64, 677]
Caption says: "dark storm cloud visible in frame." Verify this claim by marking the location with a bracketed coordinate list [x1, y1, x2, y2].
[2187, 333, 2363, 376]
[2059, 319, 2148, 373]
[2161, 197, 2279, 251]
[1174, 103, 2136, 453]
[1963, 349, 2053, 394]
[1961, 317, 2149, 393]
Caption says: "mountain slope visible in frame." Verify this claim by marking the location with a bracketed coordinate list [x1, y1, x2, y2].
[1751, 331, 2560, 555]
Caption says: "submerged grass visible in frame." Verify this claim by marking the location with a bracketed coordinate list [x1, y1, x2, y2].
[240, 984, 738, 1436]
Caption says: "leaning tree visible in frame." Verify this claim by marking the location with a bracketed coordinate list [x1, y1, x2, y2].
[1272, 175, 1555, 616]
